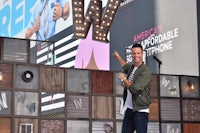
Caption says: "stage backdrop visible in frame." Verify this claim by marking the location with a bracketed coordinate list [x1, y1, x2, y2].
[0, 0, 199, 76]
[110, 0, 199, 76]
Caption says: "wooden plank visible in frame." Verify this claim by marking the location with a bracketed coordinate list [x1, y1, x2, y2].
[41, 67, 65, 91]
[160, 99, 181, 121]
[0, 118, 11, 133]
[3, 38, 29, 63]
[66, 95, 89, 118]
[149, 98, 159, 121]
[92, 96, 113, 119]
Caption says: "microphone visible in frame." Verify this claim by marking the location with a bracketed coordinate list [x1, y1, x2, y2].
[153, 55, 162, 65]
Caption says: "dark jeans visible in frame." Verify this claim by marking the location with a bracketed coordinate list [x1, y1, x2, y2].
[121, 108, 149, 133]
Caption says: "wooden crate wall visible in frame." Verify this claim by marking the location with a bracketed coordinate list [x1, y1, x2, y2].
[0, 62, 200, 133]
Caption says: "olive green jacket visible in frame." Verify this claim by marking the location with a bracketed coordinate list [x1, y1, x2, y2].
[122, 63, 152, 112]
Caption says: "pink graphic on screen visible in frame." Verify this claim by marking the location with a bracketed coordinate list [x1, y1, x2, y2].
[74, 27, 110, 70]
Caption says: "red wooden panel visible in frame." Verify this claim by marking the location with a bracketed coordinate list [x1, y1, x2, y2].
[0, 63, 13, 89]
[149, 98, 159, 121]
[0, 118, 11, 133]
[184, 123, 200, 133]
[91, 70, 113, 94]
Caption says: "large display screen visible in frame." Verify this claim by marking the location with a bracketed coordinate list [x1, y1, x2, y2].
[110, 0, 199, 76]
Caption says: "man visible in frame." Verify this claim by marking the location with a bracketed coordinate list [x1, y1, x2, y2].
[113, 43, 152, 133]
[25, 0, 70, 40]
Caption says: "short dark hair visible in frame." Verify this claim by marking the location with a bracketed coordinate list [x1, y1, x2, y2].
[132, 43, 143, 50]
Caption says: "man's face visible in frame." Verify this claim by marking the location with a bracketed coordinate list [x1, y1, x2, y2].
[131, 47, 143, 64]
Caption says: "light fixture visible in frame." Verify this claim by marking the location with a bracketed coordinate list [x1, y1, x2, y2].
[187, 81, 195, 91]
[22, 71, 34, 82]
[0, 71, 3, 81]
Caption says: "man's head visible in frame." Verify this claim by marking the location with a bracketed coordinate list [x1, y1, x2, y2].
[131, 43, 143, 66]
